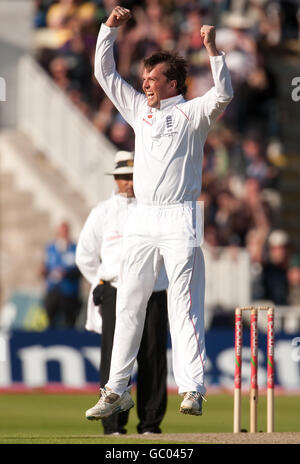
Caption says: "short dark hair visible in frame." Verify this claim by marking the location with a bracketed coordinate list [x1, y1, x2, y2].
[143, 51, 188, 96]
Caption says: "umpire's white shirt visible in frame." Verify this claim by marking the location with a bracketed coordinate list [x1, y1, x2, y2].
[95, 24, 233, 205]
[76, 193, 168, 333]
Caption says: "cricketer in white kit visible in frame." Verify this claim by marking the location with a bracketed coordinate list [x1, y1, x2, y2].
[92, 6, 233, 417]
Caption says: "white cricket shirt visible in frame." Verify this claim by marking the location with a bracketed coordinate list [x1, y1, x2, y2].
[95, 24, 234, 205]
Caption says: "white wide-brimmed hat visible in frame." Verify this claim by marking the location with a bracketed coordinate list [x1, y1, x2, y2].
[268, 230, 290, 247]
[106, 151, 134, 175]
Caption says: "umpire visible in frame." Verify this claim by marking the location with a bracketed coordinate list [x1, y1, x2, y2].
[76, 150, 168, 435]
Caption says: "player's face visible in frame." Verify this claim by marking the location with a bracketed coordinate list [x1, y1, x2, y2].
[114, 174, 135, 198]
[142, 62, 177, 109]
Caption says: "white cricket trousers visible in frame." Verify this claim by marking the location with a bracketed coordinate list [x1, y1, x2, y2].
[106, 202, 206, 396]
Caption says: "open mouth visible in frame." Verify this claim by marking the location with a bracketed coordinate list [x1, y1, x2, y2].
[146, 93, 156, 107]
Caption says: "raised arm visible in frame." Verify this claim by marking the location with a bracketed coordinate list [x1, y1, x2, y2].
[202, 25, 233, 104]
[94, 6, 145, 128]
[187, 25, 233, 129]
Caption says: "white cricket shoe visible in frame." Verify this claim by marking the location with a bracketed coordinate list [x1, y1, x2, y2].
[85, 387, 134, 420]
[179, 391, 205, 416]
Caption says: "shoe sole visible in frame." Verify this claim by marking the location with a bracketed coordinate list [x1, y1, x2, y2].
[179, 407, 202, 416]
[86, 399, 134, 420]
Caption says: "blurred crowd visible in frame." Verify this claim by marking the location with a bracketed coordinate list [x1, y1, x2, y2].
[34, 0, 300, 307]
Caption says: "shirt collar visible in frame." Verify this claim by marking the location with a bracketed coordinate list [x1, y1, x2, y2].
[114, 193, 136, 205]
[149, 94, 185, 112]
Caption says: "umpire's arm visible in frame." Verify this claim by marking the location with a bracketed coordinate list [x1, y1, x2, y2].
[75, 208, 102, 285]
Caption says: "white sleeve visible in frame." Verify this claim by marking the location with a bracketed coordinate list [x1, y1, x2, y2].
[75, 207, 103, 285]
[94, 23, 146, 128]
[186, 52, 234, 131]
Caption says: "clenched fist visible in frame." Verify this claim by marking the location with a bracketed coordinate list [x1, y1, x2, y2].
[200, 25, 219, 56]
[105, 6, 131, 28]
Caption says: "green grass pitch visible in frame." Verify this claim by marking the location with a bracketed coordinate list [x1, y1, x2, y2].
[0, 392, 299, 444]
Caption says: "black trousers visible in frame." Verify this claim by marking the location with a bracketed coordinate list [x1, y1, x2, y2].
[44, 288, 81, 328]
[100, 282, 168, 434]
